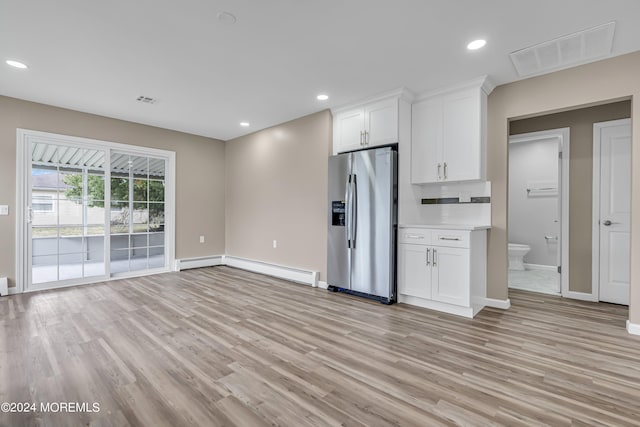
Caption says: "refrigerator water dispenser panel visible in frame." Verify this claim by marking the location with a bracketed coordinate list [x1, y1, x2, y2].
[331, 201, 345, 226]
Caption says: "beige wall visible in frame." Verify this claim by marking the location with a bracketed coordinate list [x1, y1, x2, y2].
[487, 51, 640, 325]
[225, 110, 331, 280]
[0, 96, 226, 288]
[510, 101, 631, 293]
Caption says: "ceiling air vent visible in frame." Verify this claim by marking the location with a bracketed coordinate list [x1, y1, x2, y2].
[136, 95, 157, 104]
[510, 21, 616, 78]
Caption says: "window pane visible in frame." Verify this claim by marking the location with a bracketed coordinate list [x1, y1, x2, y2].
[32, 235, 58, 256]
[132, 234, 148, 248]
[149, 158, 165, 179]
[111, 235, 129, 250]
[129, 247, 148, 272]
[130, 156, 149, 178]
[149, 232, 164, 247]
[149, 246, 164, 269]
[133, 179, 148, 201]
[149, 203, 164, 230]
[58, 199, 83, 226]
[59, 235, 84, 253]
[87, 175, 105, 204]
[133, 202, 148, 232]
[148, 180, 164, 202]
[110, 208, 129, 233]
[110, 178, 129, 201]
[32, 255, 58, 284]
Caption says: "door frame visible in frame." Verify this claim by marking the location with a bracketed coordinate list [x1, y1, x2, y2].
[15, 129, 176, 294]
[508, 127, 570, 297]
[592, 118, 632, 302]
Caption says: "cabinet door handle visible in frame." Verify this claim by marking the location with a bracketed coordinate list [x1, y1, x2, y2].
[444, 162, 448, 179]
[426, 248, 431, 266]
[359, 131, 364, 146]
[433, 249, 437, 267]
[365, 131, 369, 145]
[437, 163, 441, 180]
[405, 234, 424, 239]
[439, 237, 461, 241]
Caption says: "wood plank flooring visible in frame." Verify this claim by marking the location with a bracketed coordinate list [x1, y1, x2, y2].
[1, 266, 639, 426]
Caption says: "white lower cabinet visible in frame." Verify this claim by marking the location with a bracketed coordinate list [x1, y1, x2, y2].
[397, 226, 487, 318]
[398, 244, 431, 299]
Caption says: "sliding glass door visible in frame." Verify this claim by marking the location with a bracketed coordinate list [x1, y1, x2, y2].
[19, 130, 174, 292]
[31, 143, 107, 285]
[109, 152, 166, 274]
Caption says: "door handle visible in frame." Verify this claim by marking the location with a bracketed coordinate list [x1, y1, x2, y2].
[364, 131, 369, 145]
[602, 220, 620, 226]
[359, 131, 364, 146]
[426, 248, 431, 266]
[27, 207, 33, 224]
[432, 249, 437, 267]
[443, 162, 448, 180]
[437, 163, 441, 180]
[544, 235, 558, 240]
[351, 174, 358, 248]
[345, 175, 351, 248]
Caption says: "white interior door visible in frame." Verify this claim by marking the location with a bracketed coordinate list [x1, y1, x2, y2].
[596, 119, 631, 305]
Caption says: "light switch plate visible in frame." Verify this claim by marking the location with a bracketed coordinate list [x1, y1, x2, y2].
[0, 205, 8, 216]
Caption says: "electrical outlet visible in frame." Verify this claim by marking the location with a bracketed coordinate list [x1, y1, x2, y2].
[273, 240, 277, 249]
[459, 193, 471, 203]
[0, 205, 8, 216]
[199, 235, 205, 243]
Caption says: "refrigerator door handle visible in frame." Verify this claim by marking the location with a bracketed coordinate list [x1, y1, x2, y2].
[351, 174, 358, 248]
[345, 174, 351, 248]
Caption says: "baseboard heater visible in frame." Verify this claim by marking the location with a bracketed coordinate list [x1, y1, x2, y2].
[176, 255, 319, 287]
[175, 256, 224, 271]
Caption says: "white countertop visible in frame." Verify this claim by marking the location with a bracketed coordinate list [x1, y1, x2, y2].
[399, 224, 491, 231]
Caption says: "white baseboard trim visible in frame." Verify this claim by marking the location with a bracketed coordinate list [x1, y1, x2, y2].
[176, 255, 224, 271]
[523, 263, 557, 272]
[8, 287, 19, 295]
[484, 298, 511, 310]
[317, 281, 328, 289]
[563, 291, 598, 302]
[224, 256, 318, 287]
[398, 294, 475, 318]
[627, 320, 640, 336]
[0, 277, 7, 297]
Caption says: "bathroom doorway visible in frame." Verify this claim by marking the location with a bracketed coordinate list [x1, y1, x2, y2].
[507, 128, 569, 295]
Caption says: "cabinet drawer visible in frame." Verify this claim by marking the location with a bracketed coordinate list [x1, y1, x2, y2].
[431, 230, 470, 248]
[398, 228, 430, 245]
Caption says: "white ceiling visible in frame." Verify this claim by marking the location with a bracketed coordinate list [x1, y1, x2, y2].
[2, 0, 640, 141]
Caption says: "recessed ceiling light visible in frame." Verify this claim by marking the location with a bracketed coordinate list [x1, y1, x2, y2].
[6, 59, 28, 69]
[240, 122, 250, 127]
[467, 39, 487, 50]
[317, 94, 329, 101]
[217, 11, 237, 24]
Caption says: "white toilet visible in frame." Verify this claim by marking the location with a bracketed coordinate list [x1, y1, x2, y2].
[508, 243, 531, 271]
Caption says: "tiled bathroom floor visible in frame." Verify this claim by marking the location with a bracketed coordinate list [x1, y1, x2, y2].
[508, 268, 560, 295]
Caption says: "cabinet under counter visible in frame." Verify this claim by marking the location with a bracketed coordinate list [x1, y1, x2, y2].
[397, 225, 489, 318]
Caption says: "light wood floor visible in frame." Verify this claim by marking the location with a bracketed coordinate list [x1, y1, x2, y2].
[1, 266, 640, 426]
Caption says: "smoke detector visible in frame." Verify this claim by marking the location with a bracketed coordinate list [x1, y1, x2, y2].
[136, 95, 157, 104]
[510, 21, 616, 78]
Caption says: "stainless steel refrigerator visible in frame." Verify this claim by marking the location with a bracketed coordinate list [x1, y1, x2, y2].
[327, 146, 397, 304]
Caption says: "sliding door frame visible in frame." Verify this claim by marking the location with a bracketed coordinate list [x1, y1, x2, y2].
[15, 129, 176, 293]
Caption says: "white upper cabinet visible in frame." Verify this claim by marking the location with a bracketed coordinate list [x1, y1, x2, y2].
[411, 77, 492, 184]
[333, 92, 408, 154]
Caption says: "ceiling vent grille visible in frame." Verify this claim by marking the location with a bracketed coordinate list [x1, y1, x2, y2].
[509, 21, 615, 78]
[136, 95, 157, 104]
